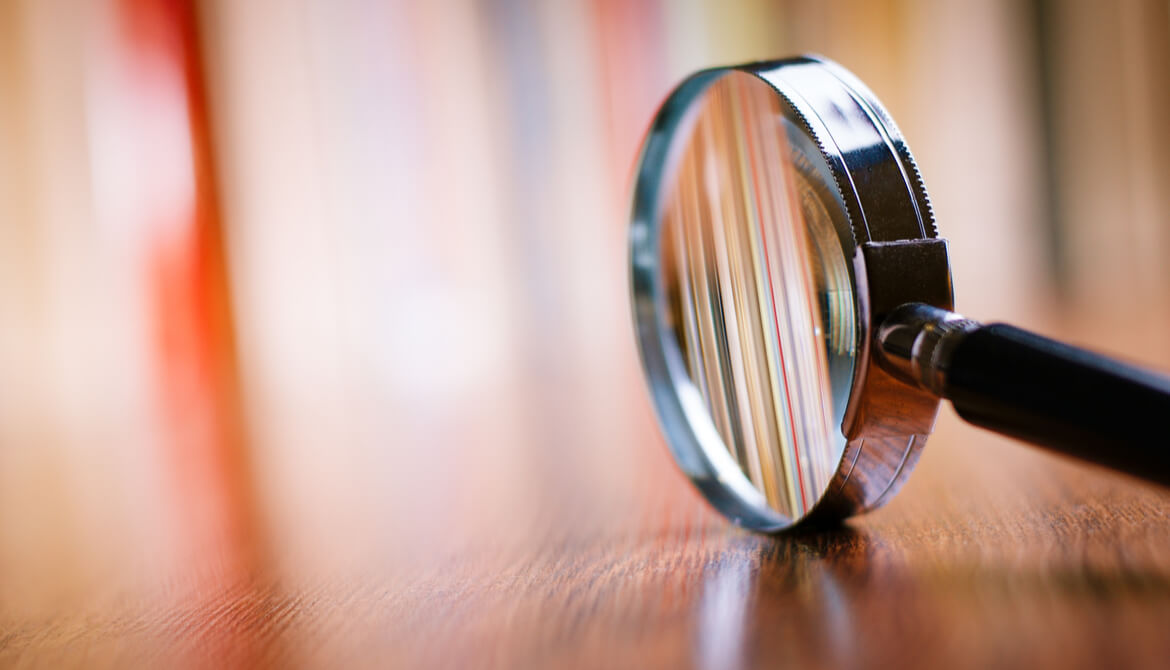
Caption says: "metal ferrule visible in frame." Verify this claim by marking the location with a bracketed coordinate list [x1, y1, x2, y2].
[876, 303, 980, 397]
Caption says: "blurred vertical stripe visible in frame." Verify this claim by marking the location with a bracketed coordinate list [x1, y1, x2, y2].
[94, 0, 255, 571]
[1034, 0, 1170, 351]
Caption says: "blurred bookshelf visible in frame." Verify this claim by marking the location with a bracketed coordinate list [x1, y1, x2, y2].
[0, 0, 1168, 627]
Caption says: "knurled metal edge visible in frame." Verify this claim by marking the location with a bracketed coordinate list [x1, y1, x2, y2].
[896, 142, 939, 239]
[813, 56, 938, 241]
[769, 88, 868, 248]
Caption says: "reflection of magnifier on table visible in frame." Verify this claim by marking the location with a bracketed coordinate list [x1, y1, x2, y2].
[629, 56, 1170, 532]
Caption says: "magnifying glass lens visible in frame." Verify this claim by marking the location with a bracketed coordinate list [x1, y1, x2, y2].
[658, 72, 858, 518]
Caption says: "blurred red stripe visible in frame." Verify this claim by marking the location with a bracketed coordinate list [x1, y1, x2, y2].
[112, 0, 256, 573]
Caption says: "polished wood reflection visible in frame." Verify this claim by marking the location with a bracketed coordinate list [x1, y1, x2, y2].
[2, 410, 1169, 669]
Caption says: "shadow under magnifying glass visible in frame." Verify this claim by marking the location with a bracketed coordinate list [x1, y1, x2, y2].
[696, 515, 1170, 670]
[693, 523, 884, 669]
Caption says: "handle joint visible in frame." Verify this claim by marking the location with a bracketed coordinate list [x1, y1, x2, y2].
[876, 303, 980, 396]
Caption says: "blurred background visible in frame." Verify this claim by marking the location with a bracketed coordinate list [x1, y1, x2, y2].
[1, 0, 1169, 635]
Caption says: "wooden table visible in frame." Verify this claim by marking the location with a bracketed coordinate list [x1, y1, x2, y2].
[3, 403, 1168, 670]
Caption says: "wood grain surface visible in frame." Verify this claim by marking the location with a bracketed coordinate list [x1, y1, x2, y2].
[3, 404, 1169, 669]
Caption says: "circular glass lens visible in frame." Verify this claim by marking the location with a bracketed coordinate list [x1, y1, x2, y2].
[657, 71, 858, 519]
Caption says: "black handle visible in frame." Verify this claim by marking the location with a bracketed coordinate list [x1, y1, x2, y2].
[944, 323, 1170, 486]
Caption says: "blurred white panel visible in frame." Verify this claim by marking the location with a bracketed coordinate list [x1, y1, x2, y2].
[201, 0, 530, 564]
[0, 0, 163, 612]
[198, 0, 353, 558]
[901, 0, 1050, 324]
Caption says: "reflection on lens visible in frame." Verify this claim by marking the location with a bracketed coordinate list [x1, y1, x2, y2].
[660, 72, 857, 518]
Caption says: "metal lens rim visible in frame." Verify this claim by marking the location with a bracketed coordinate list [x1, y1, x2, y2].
[630, 67, 814, 532]
[631, 55, 947, 533]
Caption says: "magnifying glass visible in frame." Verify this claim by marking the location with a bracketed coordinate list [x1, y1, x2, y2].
[628, 55, 1170, 532]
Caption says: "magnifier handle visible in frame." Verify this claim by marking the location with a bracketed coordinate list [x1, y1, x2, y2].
[879, 303, 1170, 487]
